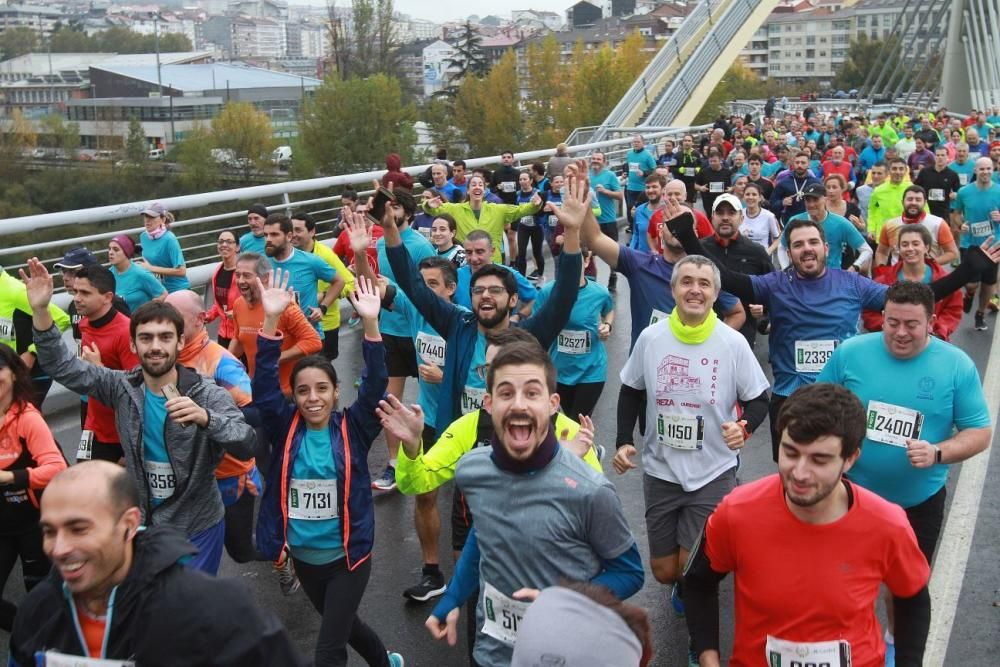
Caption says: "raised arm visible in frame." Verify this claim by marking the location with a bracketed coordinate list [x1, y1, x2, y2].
[345, 275, 389, 449]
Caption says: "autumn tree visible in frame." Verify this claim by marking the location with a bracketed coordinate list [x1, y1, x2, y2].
[0, 28, 38, 59]
[421, 97, 462, 159]
[297, 74, 416, 175]
[435, 22, 489, 100]
[453, 51, 523, 155]
[0, 109, 37, 179]
[174, 125, 221, 192]
[834, 34, 903, 91]
[326, 0, 399, 80]
[523, 34, 568, 148]
[211, 102, 274, 182]
[125, 116, 148, 164]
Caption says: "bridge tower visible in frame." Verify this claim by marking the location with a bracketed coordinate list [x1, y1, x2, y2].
[941, 0, 1000, 111]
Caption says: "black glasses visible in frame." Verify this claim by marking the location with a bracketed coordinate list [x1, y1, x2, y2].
[471, 285, 507, 297]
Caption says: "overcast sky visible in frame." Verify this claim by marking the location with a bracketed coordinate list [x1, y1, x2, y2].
[312, 1, 574, 23]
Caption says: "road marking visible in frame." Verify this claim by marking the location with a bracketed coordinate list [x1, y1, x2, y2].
[924, 322, 1000, 665]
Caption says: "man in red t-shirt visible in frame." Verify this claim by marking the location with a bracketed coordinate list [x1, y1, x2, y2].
[76, 265, 139, 463]
[684, 383, 930, 667]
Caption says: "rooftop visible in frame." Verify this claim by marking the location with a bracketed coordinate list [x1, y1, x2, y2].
[0, 52, 214, 77]
[92, 63, 321, 92]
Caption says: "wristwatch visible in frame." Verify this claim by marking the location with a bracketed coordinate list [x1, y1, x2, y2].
[319, 304, 329, 315]
[935, 446, 943, 464]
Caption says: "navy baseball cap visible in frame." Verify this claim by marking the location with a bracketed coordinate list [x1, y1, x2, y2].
[54, 247, 98, 270]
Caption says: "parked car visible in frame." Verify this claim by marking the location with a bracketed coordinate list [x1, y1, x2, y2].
[148, 148, 165, 160]
[271, 145, 292, 168]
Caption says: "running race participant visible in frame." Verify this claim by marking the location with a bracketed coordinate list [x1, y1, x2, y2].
[0, 345, 66, 632]
[781, 182, 872, 272]
[107, 234, 166, 313]
[414, 340, 642, 667]
[770, 151, 821, 224]
[864, 226, 963, 340]
[856, 162, 887, 226]
[27, 261, 256, 575]
[291, 211, 353, 361]
[254, 273, 404, 667]
[684, 383, 931, 667]
[533, 248, 614, 417]
[73, 264, 139, 463]
[744, 155, 774, 204]
[490, 150, 520, 205]
[664, 201, 1000, 463]
[954, 157, 1000, 330]
[738, 183, 780, 254]
[948, 142, 977, 187]
[135, 203, 190, 293]
[454, 231, 536, 318]
[914, 146, 962, 220]
[694, 151, 731, 216]
[614, 256, 769, 660]
[675, 135, 702, 204]
[165, 290, 264, 565]
[625, 134, 657, 229]
[868, 158, 924, 240]
[240, 203, 269, 253]
[430, 213, 466, 268]
[229, 252, 322, 396]
[385, 175, 586, 441]
[875, 185, 958, 267]
[590, 150, 624, 290]
[513, 172, 544, 278]
[630, 174, 665, 254]
[9, 461, 305, 666]
[205, 230, 241, 348]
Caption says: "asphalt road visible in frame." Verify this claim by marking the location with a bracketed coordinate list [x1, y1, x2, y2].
[2, 259, 998, 666]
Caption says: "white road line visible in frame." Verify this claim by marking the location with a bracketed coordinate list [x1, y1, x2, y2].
[924, 321, 1000, 665]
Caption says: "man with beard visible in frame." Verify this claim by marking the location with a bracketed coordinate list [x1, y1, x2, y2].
[684, 383, 931, 667]
[412, 340, 642, 667]
[25, 260, 256, 574]
[629, 174, 666, 253]
[613, 256, 770, 664]
[875, 185, 958, 267]
[239, 203, 269, 253]
[453, 231, 535, 317]
[770, 152, 821, 223]
[699, 194, 773, 346]
[781, 182, 872, 272]
[262, 213, 337, 336]
[229, 253, 321, 396]
[385, 175, 586, 442]
[663, 201, 1000, 463]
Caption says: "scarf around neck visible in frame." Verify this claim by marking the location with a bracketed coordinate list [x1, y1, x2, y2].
[668, 307, 718, 344]
[490, 424, 559, 474]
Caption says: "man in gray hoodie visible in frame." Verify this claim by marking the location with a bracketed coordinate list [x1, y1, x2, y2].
[23, 257, 255, 575]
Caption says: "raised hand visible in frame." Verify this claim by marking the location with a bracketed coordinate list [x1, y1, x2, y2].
[375, 394, 425, 457]
[560, 414, 595, 459]
[348, 274, 381, 321]
[552, 175, 593, 231]
[256, 267, 294, 321]
[343, 208, 373, 255]
[19, 258, 54, 313]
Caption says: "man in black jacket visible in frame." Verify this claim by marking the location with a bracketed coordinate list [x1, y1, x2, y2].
[699, 194, 774, 347]
[491, 150, 521, 205]
[10, 461, 306, 666]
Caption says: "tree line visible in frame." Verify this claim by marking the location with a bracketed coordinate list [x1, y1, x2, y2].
[0, 26, 192, 60]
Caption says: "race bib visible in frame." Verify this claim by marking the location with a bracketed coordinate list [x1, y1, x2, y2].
[76, 430, 94, 462]
[288, 478, 338, 520]
[794, 340, 837, 373]
[970, 220, 992, 237]
[42, 651, 135, 667]
[928, 188, 945, 202]
[144, 460, 175, 501]
[765, 635, 852, 667]
[709, 181, 724, 193]
[0, 317, 12, 340]
[481, 582, 530, 645]
[958, 173, 969, 185]
[461, 385, 486, 414]
[556, 329, 591, 355]
[548, 215, 559, 228]
[519, 215, 535, 227]
[415, 331, 446, 367]
[649, 308, 669, 326]
[630, 163, 642, 175]
[866, 400, 923, 447]
[656, 413, 704, 450]
[500, 181, 516, 193]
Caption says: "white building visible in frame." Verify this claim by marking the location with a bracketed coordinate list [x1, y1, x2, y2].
[0, 4, 63, 38]
[422, 39, 459, 98]
[231, 16, 286, 59]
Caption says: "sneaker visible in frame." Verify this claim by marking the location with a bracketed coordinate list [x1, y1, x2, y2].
[403, 570, 447, 602]
[273, 548, 300, 596]
[387, 652, 405, 667]
[990, 295, 999, 313]
[527, 269, 542, 280]
[372, 466, 397, 491]
[963, 293, 974, 313]
[347, 313, 362, 327]
[688, 637, 700, 667]
[884, 641, 895, 667]
[975, 312, 988, 331]
[670, 583, 685, 617]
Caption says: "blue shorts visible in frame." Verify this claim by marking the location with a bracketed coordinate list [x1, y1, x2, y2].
[185, 520, 226, 576]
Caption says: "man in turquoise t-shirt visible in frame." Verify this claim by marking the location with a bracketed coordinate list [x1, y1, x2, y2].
[590, 151, 624, 291]
[954, 157, 1000, 329]
[262, 214, 337, 335]
[625, 135, 656, 231]
[817, 281, 991, 661]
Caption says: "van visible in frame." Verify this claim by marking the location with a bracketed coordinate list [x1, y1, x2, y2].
[271, 145, 292, 167]
[94, 150, 115, 161]
[148, 148, 165, 160]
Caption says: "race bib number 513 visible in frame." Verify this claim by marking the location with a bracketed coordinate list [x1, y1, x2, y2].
[481, 582, 530, 645]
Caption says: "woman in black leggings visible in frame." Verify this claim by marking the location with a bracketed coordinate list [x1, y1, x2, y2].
[514, 172, 545, 279]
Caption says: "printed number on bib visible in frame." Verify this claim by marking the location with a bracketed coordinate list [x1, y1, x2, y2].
[970, 221, 992, 237]
[557, 329, 591, 355]
[866, 400, 923, 447]
[548, 215, 559, 228]
[144, 460, 175, 500]
[481, 582, 530, 645]
[656, 413, 705, 450]
[794, 340, 837, 373]
[501, 181, 516, 193]
[630, 163, 643, 175]
[709, 181, 724, 193]
[928, 188, 945, 202]
[288, 478, 338, 520]
[765, 635, 852, 667]
[0, 317, 12, 340]
[42, 651, 135, 667]
[461, 385, 486, 415]
[959, 173, 969, 185]
[519, 216, 535, 227]
[416, 331, 446, 367]
[76, 430, 94, 462]
[649, 308, 669, 326]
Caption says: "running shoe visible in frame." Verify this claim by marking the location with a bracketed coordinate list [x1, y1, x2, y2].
[274, 548, 300, 596]
[528, 269, 542, 281]
[963, 293, 974, 313]
[595, 444, 606, 461]
[688, 637, 700, 667]
[387, 652, 405, 667]
[670, 583, 685, 617]
[975, 312, 988, 331]
[403, 570, 447, 602]
[990, 294, 999, 312]
[372, 465, 397, 491]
